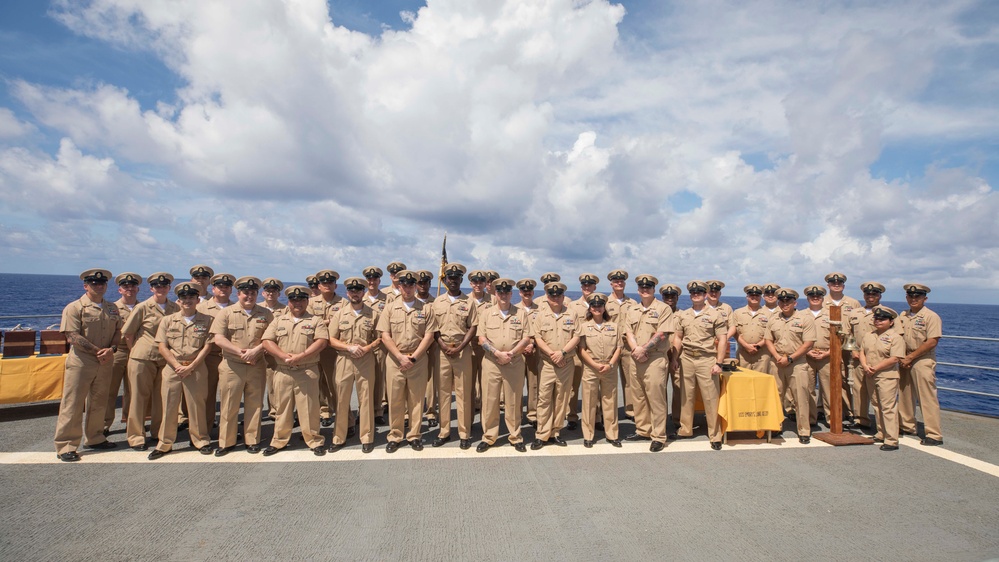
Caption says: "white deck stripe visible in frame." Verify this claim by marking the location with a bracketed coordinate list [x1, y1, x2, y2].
[898, 434, 999, 478]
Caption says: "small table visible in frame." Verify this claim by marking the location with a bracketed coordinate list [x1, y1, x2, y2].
[0, 354, 66, 405]
[718, 368, 784, 443]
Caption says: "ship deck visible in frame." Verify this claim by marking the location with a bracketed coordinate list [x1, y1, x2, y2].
[1, 404, 997, 561]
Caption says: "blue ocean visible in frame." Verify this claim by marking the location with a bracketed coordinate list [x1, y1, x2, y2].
[2, 273, 996, 417]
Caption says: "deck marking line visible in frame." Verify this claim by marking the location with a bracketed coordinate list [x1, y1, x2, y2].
[899, 435, 999, 478]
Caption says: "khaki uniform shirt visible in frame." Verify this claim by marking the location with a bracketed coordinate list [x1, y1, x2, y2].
[580, 319, 621, 363]
[114, 300, 137, 351]
[732, 305, 770, 345]
[822, 295, 862, 316]
[375, 299, 439, 354]
[808, 307, 832, 350]
[259, 302, 288, 317]
[195, 298, 231, 355]
[847, 307, 876, 348]
[121, 297, 180, 361]
[329, 304, 380, 347]
[432, 293, 478, 346]
[898, 306, 942, 358]
[308, 294, 345, 324]
[623, 300, 674, 355]
[766, 310, 817, 355]
[210, 305, 275, 362]
[477, 305, 530, 351]
[262, 313, 330, 368]
[61, 295, 122, 355]
[365, 292, 387, 314]
[674, 307, 726, 356]
[605, 296, 634, 324]
[380, 286, 401, 304]
[532, 305, 582, 361]
[155, 312, 213, 362]
[861, 328, 905, 379]
[708, 302, 734, 328]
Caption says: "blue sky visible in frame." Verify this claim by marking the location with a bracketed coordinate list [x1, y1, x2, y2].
[0, 0, 997, 305]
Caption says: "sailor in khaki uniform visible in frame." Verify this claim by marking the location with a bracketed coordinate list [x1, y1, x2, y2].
[898, 283, 944, 446]
[535, 272, 563, 312]
[803, 285, 834, 426]
[197, 273, 234, 424]
[259, 277, 286, 419]
[54, 269, 122, 461]
[732, 284, 771, 372]
[309, 269, 349, 429]
[516, 278, 541, 427]
[376, 270, 439, 452]
[431, 264, 478, 449]
[565, 273, 598, 430]
[190, 265, 214, 301]
[381, 261, 407, 303]
[859, 306, 905, 450]
[306, 275, 321, 298]
[606, 269, 637, 419]
[326, 278, 381, 453]
[845, 282, 885, 428]
[363, 266, 390, 424]
[623, 274, 674, 451]
[660, 283, 682, 428]
[761, 282, 787, 409]
[764, 288, 817, 443]
[121, 272, 179, 450]
[104, 272, 140, 433]
[210, 276, 274, 455]
[416, 270, 441, 428]
[671, 281, 727, 450]
[530, 281, 581, 449]
[148, 282, 214, 459]
[822, 272, 862, 314]
[705, 280, 733, 360]
[578, 293, 622, 447]
[468, 270, 492, 409]
[476, 278, 531, 453]
[261, 285, 329, 456]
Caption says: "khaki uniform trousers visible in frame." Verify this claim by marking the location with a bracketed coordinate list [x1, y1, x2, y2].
[898, 357, 942, 440]
[386, 352, 429, 443]
[126, 358, 165, 447]
[480, 355, 525, 445]
[272, 364, 324, 449]
[334, 354, 375, 445]
[737, 346, 771, 373]
[265, 354, 278, 417]
[808, 355, 831, 424]
[523, 350, 540, 422]
[631, 352, 669, 444]
[536, 359, 574, 441]
[620, 354, 636, 418]
[155, 364, 210, 452]
[104, 348, 131, 428]
[567, 356, 583, 423]
[678, 353, 723, 442]
[581, 366, 619, 441]
[54, 351, 113, 454]
[847, 358, 871, 426]
[667, 352, 681, 425]
[373, 348, 387, 418]
[869, 374, 900, 447]
[437, 345, 474, 440]
[769, 355, 793, 413]
[218, 358, 266, 448]
[472, 342, 485, 409]
[779, 359, 815, 437]
[204, 352, 222, 424]
[423, 342, 440, 422]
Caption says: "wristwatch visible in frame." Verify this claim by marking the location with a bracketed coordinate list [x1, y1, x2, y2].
[111, 345, 118, 353]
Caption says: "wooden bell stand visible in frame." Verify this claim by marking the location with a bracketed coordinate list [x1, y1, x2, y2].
[812, 305, 874, 446]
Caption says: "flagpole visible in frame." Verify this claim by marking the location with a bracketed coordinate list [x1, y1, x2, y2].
[437, 232, 447, 298]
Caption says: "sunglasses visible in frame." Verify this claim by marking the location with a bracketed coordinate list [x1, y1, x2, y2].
[547, 290, 565, 296]
[364, 274, 381, 279]
[637, 283, 655, 289]
[307, 283, 319, 288]
[86, 279, 108, 285]
[778, 297, 796, 302]
[288, 295, 309, 301]
[906, 292, 925, 297]
[873, 315, 892, 321]
[496, 288, 512, 293]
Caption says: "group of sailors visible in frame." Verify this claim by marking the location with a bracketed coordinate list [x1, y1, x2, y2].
[52, 264, 943, 462]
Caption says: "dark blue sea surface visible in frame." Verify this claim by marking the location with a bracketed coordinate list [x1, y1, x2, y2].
[2, 273, 996, 416]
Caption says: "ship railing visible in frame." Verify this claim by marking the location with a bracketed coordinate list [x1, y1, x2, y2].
[937, 335, 999, 401]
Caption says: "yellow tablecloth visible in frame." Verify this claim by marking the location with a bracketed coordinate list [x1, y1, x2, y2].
[0, 354, 66, 405]
[718, 368, 784, 433]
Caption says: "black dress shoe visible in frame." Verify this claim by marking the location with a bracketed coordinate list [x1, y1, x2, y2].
[326, 442, 343, 453]
[320, 418, 333, 427]
[459, 439, 471, 450]
[214, 446, 234, 457]
[386, 441, 400, 454]
[649, 441, 665, 452]
[625, 433, 651, 441]
[361, 443, 375, 453]
[148, 449, 169, 460]
[58, 452, 81, 462]
[262, 446, 280, 457]
[798, 436, 810, 444]
[710, 441, 722, 451]
[428, 418, 438, 428]
[550, 436, 567, 447]
[565, 421, 578, 430]
[514, 442, 527, 452]
[433, 436, 450, 447]
[900, 429, 918, 436]
[177, 421, 189, 431]
[921, 437, 943, 446]
[530, 439, 544, 450]
[476, 442, 490, 453]
[411, 439, 424, 451]
[132, 443, 148, 452]
[246, 444, 261, 454]
[198, 445, 214, 455]
[607, 439, 622, 448]
[86, 440, 117, 450]
[309, 446, 324, 456]
[583, 440, 593, 448]
[880, 444, 899, 451]
[873, 437, 884, 443]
